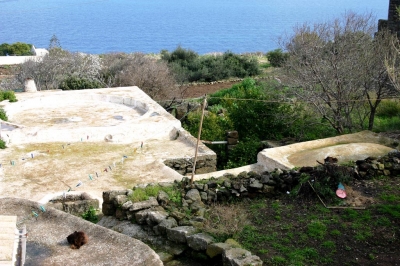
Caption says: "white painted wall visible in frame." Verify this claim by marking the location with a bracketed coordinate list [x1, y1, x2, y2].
[0, 46, 48, 65]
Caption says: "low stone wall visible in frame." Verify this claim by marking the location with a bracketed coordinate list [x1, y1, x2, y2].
[164, 156, 216, 175]
[164, 129, 217, 175]
[100, 150, 400, 265]
[46, 192, 99, 216]
[101, 187, 262, 266]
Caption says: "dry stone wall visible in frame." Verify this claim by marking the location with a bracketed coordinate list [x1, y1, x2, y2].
[100, 150, 400, 265]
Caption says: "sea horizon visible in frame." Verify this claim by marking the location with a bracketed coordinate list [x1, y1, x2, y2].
[0, 0, 389, 55]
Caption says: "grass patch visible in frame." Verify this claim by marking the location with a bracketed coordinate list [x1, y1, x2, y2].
[129, 184, 182, 205]
[218, 179, 400, 265]
[307, 220, 327, 240]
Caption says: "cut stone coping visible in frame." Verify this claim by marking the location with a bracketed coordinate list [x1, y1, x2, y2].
[38, 191, 101, 205]
[0, 198, 163, 266]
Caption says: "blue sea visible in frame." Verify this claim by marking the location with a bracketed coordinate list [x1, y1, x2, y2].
[0, 0, 388, 54]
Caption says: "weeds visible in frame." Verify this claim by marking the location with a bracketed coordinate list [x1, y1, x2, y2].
[128, 184, 182, 205]
[307, 220, 327, 240]
[203, 203, 249, 239]
[81, 206, 99, 223]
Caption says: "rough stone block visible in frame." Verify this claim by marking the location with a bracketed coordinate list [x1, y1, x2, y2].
[223, 248, 263, 266]
[157, 191, 170, 206]
[122, 200, 133, 210]
[115, 208, 126, 220]
[135, 209, 151, 224]
[146, 210, 169, 225]
[206, 243, 232, 258]
[103, 190, 127, 203]
[129, 197, 159, 212]
[187, 233, 214, 251]
[156, 217, 178, 235]
[166, 226, 197, 243]
[114, 195, 128, 206]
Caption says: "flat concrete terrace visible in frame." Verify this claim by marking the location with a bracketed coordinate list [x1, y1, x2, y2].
[194, 131, 395, 180]
[0, 87, 215, 203]
[1, 87, 180, 144]
[258, 131, 395, 171]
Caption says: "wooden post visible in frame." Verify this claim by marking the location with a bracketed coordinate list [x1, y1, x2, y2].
[190, 96, 207, 187]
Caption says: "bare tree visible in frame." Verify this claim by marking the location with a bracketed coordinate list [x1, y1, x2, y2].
[101, 53, 180, 100]
[16, 49, 103, 90]
[284, 12, 399, 133]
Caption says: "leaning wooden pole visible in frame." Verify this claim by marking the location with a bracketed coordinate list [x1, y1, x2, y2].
[190, 96, 207, 187]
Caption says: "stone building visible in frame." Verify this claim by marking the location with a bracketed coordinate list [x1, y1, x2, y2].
[379, 0, 400, 36]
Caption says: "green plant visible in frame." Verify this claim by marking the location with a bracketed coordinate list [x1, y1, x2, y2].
[1, 90, 17, 102]
[0, 42, 33, 56]
[376, 204, 400, 219]
[0, 108, 7, 121]
[266, 49, 288, 67]
[322, 240, 336, 249]
[330, 229, 341, 236]
[129, 188, 149, 202]
[163, 186, 182, 205]
[307, 220, 327, 240]
[0, 139, 6, 149]
[81, 206, 98, 223]
[380, 193, 400, 202]
[271, 256, 286, 264]
[59, 76, 102, 90]
[161, 47, 260, 83]
[376, 100, 400, 118]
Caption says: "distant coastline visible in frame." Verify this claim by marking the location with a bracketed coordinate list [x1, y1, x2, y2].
[0, 0, 387, 55]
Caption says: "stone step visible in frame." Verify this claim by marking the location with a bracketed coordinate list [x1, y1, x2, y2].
[0, 215, 17, 266]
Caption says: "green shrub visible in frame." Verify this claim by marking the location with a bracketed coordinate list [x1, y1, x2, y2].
[81, 206, 98, 223]
[1, 90, 17, 102]
[0, 42, 33, 56]
[161, 47, 260, 83]
[0, 108, 7, 121]
[376, 100, 400, 118]
[266, 49, 288, 67]
[59, 76, 102, 90]
[0, 139, 6, 149]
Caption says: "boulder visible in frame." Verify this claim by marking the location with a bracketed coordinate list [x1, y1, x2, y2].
[185, 189, 201, 202]
[223, 248, 263, 266]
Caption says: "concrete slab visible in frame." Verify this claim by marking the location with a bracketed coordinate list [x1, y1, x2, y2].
[258, 131, 394, 171]
[0, 215, 17, 266]
[0, 87, 216, 204]
[0, 198, 163, 266]
[194, 131, 395, 180]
